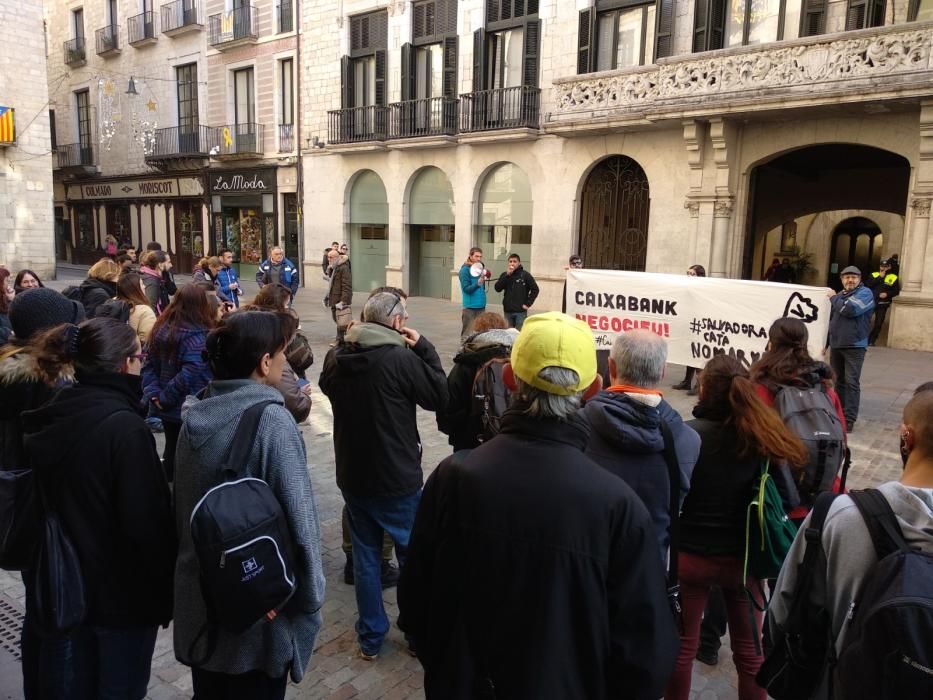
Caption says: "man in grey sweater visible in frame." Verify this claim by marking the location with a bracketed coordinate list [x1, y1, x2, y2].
[768, 386, 933, 699]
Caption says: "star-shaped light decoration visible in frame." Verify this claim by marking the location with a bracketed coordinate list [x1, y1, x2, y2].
[102, 80, 116, 96]
[147, 99, 157, 112]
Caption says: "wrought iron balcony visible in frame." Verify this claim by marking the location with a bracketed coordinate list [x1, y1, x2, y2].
[95, 25, 121, 57]
[161, 0, 202, 36]
[56, 143, 96, 170]
[388, 97, 458, 139]
[328, 106, 388, 145]
[208, 5, 258, 48]
[549, 21, 933, 133]
[146, 125, 214, 161]
[460, 86, 540, 133]
[128, 11, 157, 46]
[210, 123, 264, 157]
[278, 123, 294, 152]
[277, 0, 293, 33]
[63, 37, 86, 67]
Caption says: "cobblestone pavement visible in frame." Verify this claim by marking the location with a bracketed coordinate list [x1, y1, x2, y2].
[0, 267, 930, 699]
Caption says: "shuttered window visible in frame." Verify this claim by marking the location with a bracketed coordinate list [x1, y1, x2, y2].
[800, 0, 827, 36]
[845, 0, 885, 30]
[485, 0, 539, 24]
[404, 0, 459, 100]
[342, 10, 388, 108]
[694, 0, 788, 51]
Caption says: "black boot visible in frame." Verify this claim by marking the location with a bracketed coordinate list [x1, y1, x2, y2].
[381, 560, 400, 589]
[343, 553, 354, 585]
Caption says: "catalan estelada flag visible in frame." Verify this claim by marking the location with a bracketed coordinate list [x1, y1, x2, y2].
[0, 107, 14, 144]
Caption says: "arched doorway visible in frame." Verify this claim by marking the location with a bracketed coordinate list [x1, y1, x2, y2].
[475, 163, 533, 273]
[408, 167, 455, 299]
[578, 155, 650, 271]
[347, 170, 389, 293]
[828, 217, 883, 290]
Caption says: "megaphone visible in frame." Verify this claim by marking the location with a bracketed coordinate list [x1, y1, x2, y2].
[469, 262, 485, 278]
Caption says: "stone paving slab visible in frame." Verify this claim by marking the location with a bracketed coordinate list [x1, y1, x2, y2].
[0, 268, 929, 699]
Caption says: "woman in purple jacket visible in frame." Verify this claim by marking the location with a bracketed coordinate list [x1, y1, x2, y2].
[142, 284, 215, 482]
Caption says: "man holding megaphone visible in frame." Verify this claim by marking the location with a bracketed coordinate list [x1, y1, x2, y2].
[459, 247, 491, 340]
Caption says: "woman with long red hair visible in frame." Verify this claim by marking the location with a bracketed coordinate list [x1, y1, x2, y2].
[666, 354, 808, 700]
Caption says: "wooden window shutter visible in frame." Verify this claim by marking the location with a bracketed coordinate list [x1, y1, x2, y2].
[693, 0, 709, 51]
[443, 0, 458, 34]
[846, 0, 867, 30]
[486, 0, 499, 24]
[526, 0, 539, 15]
[425, 1, 436, 36]
[800, 0, 827, 36]
[473, 28, 486, 92]
[709, 0, 726, 50]
[866, 0, 885, 27]
[372, 11, 388, 49]
[374, 49, 387, 106]
[340, 55, 353, 108]
[577, 8, 594, 74]
[655, 0, 675, 59]
[522, 18, 541, 87]
[909, 0, 920, 21]
[413, 3, 426, 39]
[443, 35, 459, 98]
[400, 43, 413, 101]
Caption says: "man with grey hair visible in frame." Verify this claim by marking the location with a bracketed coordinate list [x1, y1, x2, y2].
[256, 246, 300, 303]
[319, 289, 447, 661]
[583, 329, 700, 560]
[400, 312, 679, 699]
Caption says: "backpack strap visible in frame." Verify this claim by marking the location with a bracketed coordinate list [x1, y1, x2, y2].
[224, 400, 277, 477]
[847, 489, 909, 560]
[659, 420, 682, 626]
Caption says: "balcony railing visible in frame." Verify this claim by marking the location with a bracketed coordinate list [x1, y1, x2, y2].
[208, 5, 258, 47]
[328, 106, 388, 145]
[388, 97, 459, 139]
[95, 25, 121, 56]
[161, 0, 202, 35]
[278, 123, 294, 152]
[460, 86, 540, 133]
[550, 21, 933, 130]
[128, 11, 156, 45]
[211, 123, 264, 156]
[56, 143, 96, 169]
[146, 125, 214, 160]
[63, 37, 86, 66]
[277, 0, 293, 33]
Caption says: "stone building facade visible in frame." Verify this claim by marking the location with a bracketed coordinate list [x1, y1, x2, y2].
[0, 0, 55, 279]
[299, 0, 933, 351]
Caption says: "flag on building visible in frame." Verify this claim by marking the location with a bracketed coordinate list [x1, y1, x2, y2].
[0, 107, 14, 144]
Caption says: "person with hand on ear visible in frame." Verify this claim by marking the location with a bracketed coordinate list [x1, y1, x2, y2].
[399, 312, 679, 700]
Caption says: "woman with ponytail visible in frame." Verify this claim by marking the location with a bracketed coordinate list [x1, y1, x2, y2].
[665, 354, 808, 700]
[21, 318, 175, 699]
[117, 272, 158, 345]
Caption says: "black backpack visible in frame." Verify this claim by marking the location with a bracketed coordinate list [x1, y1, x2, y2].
[772, 383, 849, 504]
[95, 299, 131, 323]
[756, 491, 839, 699]
[833, 489, 933, 699]
[189, 401, 297, 641]
[471, 357, 510, 443]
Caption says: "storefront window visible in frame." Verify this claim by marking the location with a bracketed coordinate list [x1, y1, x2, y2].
[348, 170, 389, 292]
[224, 208, 263, 263]
[475, 162, 533, 270]
[75, 206, 95, 249]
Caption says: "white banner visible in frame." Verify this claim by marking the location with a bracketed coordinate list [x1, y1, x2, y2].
[566, 270, 832, 369]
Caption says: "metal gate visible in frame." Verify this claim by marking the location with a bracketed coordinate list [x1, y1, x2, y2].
[579, 156, 650, 271]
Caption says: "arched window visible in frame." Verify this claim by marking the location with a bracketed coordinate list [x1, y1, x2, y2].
[829, 217, 883, 290]
[409, 167, 455, 299]
[348, 170, 389, 292]
[475, 163, 533, 270]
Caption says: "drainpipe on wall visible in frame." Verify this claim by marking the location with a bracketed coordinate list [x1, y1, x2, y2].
[295, 0, 305, 282]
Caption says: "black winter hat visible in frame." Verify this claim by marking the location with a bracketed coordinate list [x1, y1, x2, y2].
[9, 288, 86, 341]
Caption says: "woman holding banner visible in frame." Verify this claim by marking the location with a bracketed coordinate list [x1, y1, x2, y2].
[672, 264, 706, 395]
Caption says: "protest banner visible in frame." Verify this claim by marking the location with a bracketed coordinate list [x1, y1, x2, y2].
[566, 270, 831, 368]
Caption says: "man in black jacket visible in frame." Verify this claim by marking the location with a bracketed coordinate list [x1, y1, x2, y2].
[399, 312, 679, 700]
[865, 258, 901, 346]
[319, 289, 447, 660]
[494, 253, 539, 330]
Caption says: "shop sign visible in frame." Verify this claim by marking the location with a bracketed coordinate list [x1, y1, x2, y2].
[211, 169, 274, 194]
[66, 176, 204, 201]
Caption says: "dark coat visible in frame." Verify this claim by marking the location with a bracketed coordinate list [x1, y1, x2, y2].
[21, 372, 175, 628]
[582, 390, 701, 560]
[398, 411, 680, 700]
[78, 277, 117, 319]
[829, 284, 874, 348]
[865, 271, 901, 306]
[0, 313, 11, 346]
[328, 259, 352, 308]
[319, 322, 447, 498]
[141, 266, 169, 314]
[142, 325, 212, 423]
[494, 265, 539, 313]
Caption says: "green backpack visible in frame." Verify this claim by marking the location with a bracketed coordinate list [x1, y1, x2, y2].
[744, 459, 798, 584]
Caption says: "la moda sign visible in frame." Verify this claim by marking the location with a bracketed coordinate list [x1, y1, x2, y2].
[211, 169, 274, 193]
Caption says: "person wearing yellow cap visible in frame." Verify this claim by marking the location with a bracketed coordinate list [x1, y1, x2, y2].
[399, 312, 679, 699]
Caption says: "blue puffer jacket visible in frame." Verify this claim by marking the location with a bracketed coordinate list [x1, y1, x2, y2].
[829, 284, 875, 349]
[256, 258, 300, 296]
[215, 266, 240, 308]
[142, 324, 213, 422]
[459, 263, 486, 310]
[582, 390, 701, 561]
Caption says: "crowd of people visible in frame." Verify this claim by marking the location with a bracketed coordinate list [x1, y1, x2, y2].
[0, 248, 929, 700]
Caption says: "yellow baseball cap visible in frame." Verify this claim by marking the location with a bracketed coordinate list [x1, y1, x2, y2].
[510, 312, 597, 396]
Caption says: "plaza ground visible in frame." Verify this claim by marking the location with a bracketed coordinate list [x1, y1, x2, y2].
[0, 266, 929, 699]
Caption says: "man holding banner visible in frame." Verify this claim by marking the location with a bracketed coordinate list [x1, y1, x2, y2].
[828, 266, 875, 432]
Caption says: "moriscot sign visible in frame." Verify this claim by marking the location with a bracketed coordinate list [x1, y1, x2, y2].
[66, 177, 205, 200]
[566, 269, 832, 368]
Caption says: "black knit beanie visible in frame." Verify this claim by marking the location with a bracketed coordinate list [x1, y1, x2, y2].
[9, 288, 86, 341]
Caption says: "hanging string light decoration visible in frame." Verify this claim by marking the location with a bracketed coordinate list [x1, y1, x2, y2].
[127, 77, 158, 156]
[98, 78, 120, 151]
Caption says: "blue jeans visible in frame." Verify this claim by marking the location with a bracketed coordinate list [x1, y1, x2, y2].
[830, 346, 866, 426]
[343, 489, 421, 655]
[505, 310, 527, 330]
